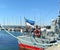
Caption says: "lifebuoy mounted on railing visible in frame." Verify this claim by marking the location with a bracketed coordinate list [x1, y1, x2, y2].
[34, 29, 41, 37]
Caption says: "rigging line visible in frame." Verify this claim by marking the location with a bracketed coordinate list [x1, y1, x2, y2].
[1, 25, 58, 46]
[1, 25, 37, 45]
[1, 25, 34, 43]
[1, 25, 17, 39]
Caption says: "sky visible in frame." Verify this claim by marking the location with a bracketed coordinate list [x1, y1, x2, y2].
[0, 0, 60, 26]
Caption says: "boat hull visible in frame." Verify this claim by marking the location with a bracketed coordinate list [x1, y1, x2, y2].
[19, 43, 44, 50]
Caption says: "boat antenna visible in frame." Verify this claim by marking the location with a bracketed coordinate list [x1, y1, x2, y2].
[58, 0, 60, 17]
[58, 11, 60, 17]
[59, 11, 60, 15]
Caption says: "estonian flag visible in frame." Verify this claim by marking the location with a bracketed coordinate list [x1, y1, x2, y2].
[24, 18, 35, 27]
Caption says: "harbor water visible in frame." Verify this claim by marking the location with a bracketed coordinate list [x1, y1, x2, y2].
[0, 30, 22, 50]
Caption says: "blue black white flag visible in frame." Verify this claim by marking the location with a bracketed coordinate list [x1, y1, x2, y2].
[24, 17, 35, 27]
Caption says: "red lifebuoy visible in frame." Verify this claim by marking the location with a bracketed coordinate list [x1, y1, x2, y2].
[34, 29, 41, 37]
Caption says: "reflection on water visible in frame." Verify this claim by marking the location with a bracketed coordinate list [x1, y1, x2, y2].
[0, 30, 21, 50]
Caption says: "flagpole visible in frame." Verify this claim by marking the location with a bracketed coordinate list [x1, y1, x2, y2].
[34, 16, 36, 27]
[24, 17, 27, 32]
[24, 17, 25, 26]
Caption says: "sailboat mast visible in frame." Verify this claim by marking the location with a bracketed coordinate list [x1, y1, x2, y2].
[20, 16, 22, 26]
[59, 1, 60, 15]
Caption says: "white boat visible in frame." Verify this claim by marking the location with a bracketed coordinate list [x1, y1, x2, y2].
[17, 14, 60, 50]
[1, 12, 60, 50]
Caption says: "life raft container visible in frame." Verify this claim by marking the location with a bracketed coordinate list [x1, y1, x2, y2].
[34, 29, 41, 37]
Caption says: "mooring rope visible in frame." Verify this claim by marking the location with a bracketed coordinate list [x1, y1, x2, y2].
[1, 25, 35, 44]
[1, 25, 59, 48]
[1, 25, 17, 39]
